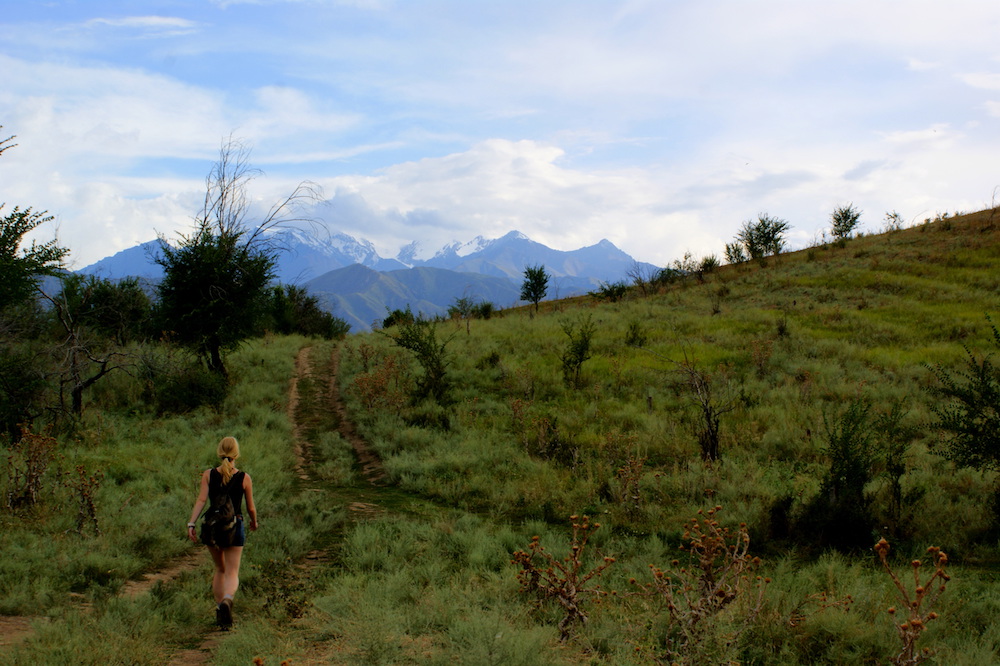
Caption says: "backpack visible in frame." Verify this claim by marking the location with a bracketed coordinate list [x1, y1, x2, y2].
[199, 472, 239, 548]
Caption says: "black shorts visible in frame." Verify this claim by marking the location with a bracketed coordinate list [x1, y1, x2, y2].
[230, 517, 246, 547]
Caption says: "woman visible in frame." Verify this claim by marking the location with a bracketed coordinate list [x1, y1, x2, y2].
[187, 436, 258, 628]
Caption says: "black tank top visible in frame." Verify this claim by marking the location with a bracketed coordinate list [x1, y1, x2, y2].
[208, 468, 246, 517]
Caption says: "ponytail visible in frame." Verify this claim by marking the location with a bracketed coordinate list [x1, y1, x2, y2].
[216, 436, 240, 484]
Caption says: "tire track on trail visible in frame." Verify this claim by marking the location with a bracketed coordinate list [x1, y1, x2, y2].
[326, 344, 387, 487]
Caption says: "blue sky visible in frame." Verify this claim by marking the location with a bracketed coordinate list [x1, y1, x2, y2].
[2, 0, 999, 269]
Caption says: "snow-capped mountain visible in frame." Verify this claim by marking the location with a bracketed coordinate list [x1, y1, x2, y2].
[76, 227, 661, 331]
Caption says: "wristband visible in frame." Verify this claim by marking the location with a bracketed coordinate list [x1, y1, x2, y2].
[187, 522, 196, 528]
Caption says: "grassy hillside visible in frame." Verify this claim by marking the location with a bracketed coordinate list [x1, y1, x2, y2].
[1, 208, 999, 664]
[330, 208, 1000, 663]
[344, 208, 1000, 547]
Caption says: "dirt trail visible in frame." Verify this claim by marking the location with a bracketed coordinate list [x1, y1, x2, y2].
[0, 616, 40, 651]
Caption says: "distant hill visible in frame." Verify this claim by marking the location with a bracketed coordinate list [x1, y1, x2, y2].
[77, 240, 166, 279]
[305, 264, 521, 332]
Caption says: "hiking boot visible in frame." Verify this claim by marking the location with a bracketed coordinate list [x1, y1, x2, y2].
[216, 598, 233, 629]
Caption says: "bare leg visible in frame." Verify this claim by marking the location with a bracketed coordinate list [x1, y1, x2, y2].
[208, 546, 226, 603]
[221, 546, 244, 599]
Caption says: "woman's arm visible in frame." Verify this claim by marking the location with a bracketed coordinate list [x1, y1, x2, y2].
[243, 473, 258, 531]
[186, 469, 210, 543]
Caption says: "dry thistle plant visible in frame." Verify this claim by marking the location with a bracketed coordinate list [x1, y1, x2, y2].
[64, 464, 103, 535]
[5, 427, 57, 510]
[874, 538, 950, 666]
[639, 506, 768, 663]
[615, 453, 646, 512]
[512, 514, 616, 641]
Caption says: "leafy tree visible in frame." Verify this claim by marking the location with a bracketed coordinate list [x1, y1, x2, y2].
[71, 276, 151, 346]
[266, 284, 349, 339]
[154, 137, 318, 376]
[926, 318, 1000, 471]
[448, 295, 478, 334]
[0, 128, 69, 311]
[831, 203, 862, 240]
[155, 222, 274, 377]
[0, 345, 47, 440]
[520, 264, 549, 313]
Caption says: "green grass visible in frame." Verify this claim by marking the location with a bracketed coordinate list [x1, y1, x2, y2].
[3, 210, 1000, 663]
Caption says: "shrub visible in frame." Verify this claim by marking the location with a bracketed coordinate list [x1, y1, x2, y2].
[624, 320, 647, 347]
[798, 398, 876, 551]
[560, 315, 596, 389]
[925, 317, 1000, 473]
[472, 301, 496, 320]
[382, 305, 415, 328]
[64, 464, 103, 536]
[831, 204, 863, 240]
[883, 210, 905, 233]
[382, 315, 453, 405]
[4, 426, 57, 510]
[699, 254, 720, 275]
[150, 362, 229, 414]
[590, 280, 629, 302]
[725, 241, 748, 265]
[352, 354, 407, 411]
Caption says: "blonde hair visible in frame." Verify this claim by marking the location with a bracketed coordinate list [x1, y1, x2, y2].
[217, 436, 240, 484]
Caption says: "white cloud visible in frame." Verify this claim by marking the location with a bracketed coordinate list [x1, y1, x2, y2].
[83, 16, 201, 34]
[959, 72, 1000, 91]
[880, 124, 956, 146]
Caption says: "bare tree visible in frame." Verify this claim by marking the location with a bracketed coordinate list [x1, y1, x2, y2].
[627, 261, 660, 297]
[155, 137, 322, 376]
[41, 278, 131, 416]
[642, 347, 740, 461]
[197, 135, 322, 250]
